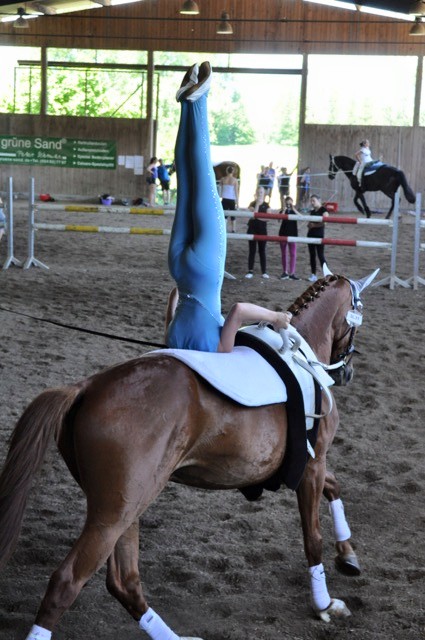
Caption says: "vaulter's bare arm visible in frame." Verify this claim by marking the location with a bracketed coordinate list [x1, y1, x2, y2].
[218, 303, 292, 353]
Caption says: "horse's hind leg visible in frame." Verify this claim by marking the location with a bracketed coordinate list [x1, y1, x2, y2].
[106, 521, 204, 640]
[323, 471, 361, 576]
[385, 196, 395, 219]
[106, 519, 147, 620]
[31, 517, 130, 634]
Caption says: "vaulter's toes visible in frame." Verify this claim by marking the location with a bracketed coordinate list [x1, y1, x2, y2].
[176, 63, 199, 102]
[184, 61, 212, 101]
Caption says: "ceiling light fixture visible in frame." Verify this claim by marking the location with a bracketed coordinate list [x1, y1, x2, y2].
[180, 0, 199, 15]
[410, 16, 425, 34]
[13, 7, 32, 27]
[216, 11, 233, 34]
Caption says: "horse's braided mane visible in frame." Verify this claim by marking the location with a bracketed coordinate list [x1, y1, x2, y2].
[288, 274, 342, 316]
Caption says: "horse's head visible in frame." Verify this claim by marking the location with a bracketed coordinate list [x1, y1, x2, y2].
[327, 266, 379, 386]
[328, 154, 337, 181]
[289, 266, 379, 387]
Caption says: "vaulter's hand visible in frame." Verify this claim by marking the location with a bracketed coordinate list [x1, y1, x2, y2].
[273, 311, 292, 331]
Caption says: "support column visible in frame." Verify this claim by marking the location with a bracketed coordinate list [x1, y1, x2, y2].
[146, 51, 155, 160]
[297, 53, 308, 171]
[40, 46, 48, 115]
[413, 55, 423, 128]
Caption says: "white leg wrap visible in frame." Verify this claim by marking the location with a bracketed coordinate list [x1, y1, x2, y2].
[329, 498, 351, 542]
[25, 625, 52, 640]
[309, 563, 332, 612]
[139, 607, 179, 640]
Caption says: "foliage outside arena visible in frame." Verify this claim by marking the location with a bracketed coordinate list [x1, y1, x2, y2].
[0, 48, 301, 161]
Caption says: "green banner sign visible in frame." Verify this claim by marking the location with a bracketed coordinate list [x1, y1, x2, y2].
[0, 136, 116, 170]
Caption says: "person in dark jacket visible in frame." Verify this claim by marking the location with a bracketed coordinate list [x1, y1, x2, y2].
[245, 186, 270, 279]
[307, 194, 329, 282]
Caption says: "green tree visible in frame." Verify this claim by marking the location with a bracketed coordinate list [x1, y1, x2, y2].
[210, 102, 256, 145]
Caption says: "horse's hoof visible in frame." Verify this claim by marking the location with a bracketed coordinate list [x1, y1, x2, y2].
[316, 598, 351, 622]
[335, 552, 361, 576]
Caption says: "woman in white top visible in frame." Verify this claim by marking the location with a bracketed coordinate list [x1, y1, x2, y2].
[219, 165, 239, 233]
[354, 139, 373, 187]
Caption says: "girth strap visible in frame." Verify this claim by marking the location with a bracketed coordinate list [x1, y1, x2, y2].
[234, 330, 321, 494]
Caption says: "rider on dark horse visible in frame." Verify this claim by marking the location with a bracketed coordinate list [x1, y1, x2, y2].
[353, 139, 374, 190]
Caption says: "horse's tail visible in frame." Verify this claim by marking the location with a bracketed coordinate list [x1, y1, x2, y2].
[399, 171, 416, 204]
[0, 385, 82, 570]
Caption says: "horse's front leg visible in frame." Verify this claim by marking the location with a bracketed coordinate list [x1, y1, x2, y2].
[355, 191, 371, 218]
[353, 193, 365, 215]
[297, 459, 351, 622]
[323, 471, 361, 576]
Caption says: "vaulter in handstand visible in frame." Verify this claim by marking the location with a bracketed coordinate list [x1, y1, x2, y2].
[165, 61, 292, 354]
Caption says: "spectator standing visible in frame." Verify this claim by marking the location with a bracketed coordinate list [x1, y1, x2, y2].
[277, 167, 293, 209]
[146, 157, 158, 207]
[307, 194, 329, 282]
[157, 159, 172, 205]
[279, 196, 301, 281]
[298, 167, 311, 207]
[219, 165, 239, 233]
[257, 165, 269, 190]
[245, 186, 270, 279]
[266, 161, 276, 198]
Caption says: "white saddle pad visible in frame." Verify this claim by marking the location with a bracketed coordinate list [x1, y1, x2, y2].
[160, 346, 286, 407]
[158, 326, 334, 428]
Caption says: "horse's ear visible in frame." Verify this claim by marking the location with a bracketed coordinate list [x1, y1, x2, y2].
[350, 268, 380, 294]
[322, 262, 333, 277]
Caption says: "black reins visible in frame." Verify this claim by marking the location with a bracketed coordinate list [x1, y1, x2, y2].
[0, 306, 167, 349]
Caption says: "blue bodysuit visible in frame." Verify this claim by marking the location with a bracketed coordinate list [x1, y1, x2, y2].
[166, 91, 226, 352]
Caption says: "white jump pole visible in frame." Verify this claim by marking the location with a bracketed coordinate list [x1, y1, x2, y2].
[373, 189, 410, 290]
[407, 193, 425, 290]
[2, 177, 23, 270]
[23, 177, 49, 270]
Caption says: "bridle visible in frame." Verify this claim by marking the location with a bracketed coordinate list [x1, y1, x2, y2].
[330, 323, 357, 372]
[329, 155, 338, 179]
[329, 155, 354, 179]
[326, 278, 363, 383]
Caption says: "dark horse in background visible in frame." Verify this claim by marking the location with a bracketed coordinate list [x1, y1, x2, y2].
[328, 154, 416, 219]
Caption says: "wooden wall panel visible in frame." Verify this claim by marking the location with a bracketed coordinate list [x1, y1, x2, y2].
[0, 1, 421, 56]
[0, 114, 151, 197]
[299, 124, 421, 212]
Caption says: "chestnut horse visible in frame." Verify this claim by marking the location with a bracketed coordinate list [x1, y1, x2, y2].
[213, 161, 241, 182]
[0, 274, 372, 637]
